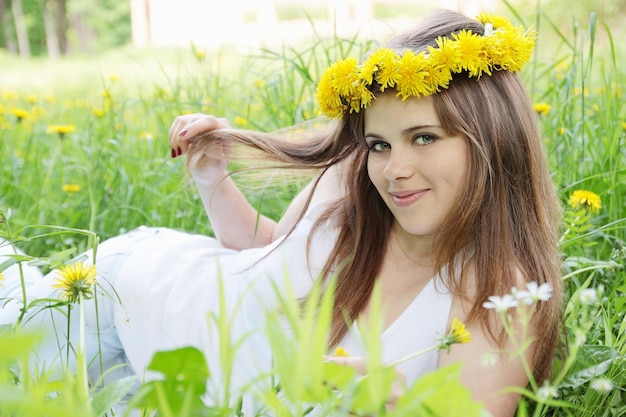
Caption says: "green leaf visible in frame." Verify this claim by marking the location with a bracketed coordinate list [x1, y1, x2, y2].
[90, 376, 139, 417]
[559, 345, 618, 389]
[147, 346, 210, 388]
[393, 363, 483, 417]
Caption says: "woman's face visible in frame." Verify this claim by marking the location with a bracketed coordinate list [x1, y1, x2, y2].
[364, 93, 469, 239]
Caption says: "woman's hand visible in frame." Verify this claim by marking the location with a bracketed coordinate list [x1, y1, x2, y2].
[325, 355, 407, 411]
[168, 113, 233, 173]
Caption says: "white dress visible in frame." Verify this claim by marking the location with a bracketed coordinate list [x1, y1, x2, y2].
[0, 200, 453, 402]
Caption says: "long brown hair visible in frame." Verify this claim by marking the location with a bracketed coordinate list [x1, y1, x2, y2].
[187, 10, 563, 384]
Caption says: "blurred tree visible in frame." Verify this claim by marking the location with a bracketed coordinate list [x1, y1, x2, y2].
[11, 0, 30, 56]
[42, 0, 68, 57]
[0, 0, 18, 53]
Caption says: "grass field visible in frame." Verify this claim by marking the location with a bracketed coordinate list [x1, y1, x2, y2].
[0, 6, 624, 417]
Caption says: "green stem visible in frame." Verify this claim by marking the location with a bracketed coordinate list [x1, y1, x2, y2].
[387, 345, 438, 368]
[66, 304, 71, 370]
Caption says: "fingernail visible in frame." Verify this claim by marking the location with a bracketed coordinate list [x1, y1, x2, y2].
[171, 148, 177, 158]
[179, 129, 187, 137]
[177, 147, 182, 156]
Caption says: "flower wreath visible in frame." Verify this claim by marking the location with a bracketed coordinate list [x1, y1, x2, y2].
[316, 13, 536, 119]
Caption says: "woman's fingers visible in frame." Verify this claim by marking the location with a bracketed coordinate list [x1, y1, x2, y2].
[324, 356, 368, 374]
[325, 355, 408, 410]
[169, 114, 231, 157]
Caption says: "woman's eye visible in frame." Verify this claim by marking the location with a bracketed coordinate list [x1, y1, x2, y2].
[414, 134, 436, 145]
[368, 141, 390, 152]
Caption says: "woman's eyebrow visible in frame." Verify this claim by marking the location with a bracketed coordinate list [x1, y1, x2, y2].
[401, 124, 442, 135]
[365, 124, 443, 140]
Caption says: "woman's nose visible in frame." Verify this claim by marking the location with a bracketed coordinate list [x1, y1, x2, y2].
[383, 149, 415, 181]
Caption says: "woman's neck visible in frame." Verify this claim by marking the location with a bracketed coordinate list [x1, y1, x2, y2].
[388, 222, 436, 268]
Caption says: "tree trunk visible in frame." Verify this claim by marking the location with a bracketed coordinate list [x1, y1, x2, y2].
[11, 0, 30, 57]
[43, 0, 61, 58]
[54, 0, 68, 54]
[0, 0, 18, 53]
[130, 0, 151, 47]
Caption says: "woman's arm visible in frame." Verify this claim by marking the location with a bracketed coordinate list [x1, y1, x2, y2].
[169, 114, 345, 250]
[170, 114, 276, 250]
[439, 284, 535, 417]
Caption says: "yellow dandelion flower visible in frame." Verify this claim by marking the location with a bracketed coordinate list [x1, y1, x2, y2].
[3, 92, 16, 100]
[361, 47, 397, 86]
[345, 82, 374, 113]
[436, 317, 471, 352]
[558, 127, 566, 135]
[62, 184, 81, 193]
[428, 36, 462, 73]
[333, 347, 351, 357]
[316, 71, 344, 119]
[255, 79, 266, 88]
[26, 95, 38, 104]
[52, 262, 97, 304]
[396, 50, 431, 100]
[328, 57, 359, 97]
[194, 49, 206, 60]
[476, 13, 513, 30]
[454, 30, 490, 77]
[10, 108, 30, 121]
[533, 102, 551, 115]
[234, 116, 248, 126]
[92, 108, 105, 117]
[0, 270, 4, 289]
[568, 190, 601, 213]
[139, 131, 154, 140]
[621, 122, 626, 131]
[485, 25, 535, 72]
[47, 124, 76, 138]
[450, 317, 472, 344]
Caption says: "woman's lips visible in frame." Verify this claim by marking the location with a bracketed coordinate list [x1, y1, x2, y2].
[390, 189, 429, 208]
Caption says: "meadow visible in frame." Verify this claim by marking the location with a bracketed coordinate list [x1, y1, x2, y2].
[0, 6, 624, 417]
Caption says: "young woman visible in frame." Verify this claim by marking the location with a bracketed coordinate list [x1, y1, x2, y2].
[1, 9, 562, 416]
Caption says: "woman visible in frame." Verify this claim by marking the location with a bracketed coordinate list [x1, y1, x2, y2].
[1, 10, 562, 416]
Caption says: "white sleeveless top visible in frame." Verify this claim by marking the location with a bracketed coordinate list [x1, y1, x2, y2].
[107, 199, 452, 397]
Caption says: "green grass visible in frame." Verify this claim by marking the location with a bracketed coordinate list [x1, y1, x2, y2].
[0, 6, 625, 417]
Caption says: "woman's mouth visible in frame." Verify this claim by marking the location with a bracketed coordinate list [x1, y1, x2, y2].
[390, 190, 429, 208]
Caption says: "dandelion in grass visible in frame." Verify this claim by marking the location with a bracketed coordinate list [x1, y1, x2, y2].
[193, 49, 206, 61]
[0, 270, 5, 289]
[234, 116, 248, 127]
[332, 347, 351, 358]
[139, 131, 154, 140]
[52, 262, 97, 304]
[255, 79, 266, 88]
[621, 122, 626, 131]
[4, 91, 16, 100]
[590, 378, 613, 394]
[62, 184, 81, 193]
[92, 108, 104, 117]
[10, 108, 29, 122]
[26, 94, 38, 104]
[47, 124, 76, 139]
[533, 102, 551, 115]
[558, 127, 566, 135]
[568, 190, 601, 213]
[436, 317, 471, 352]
